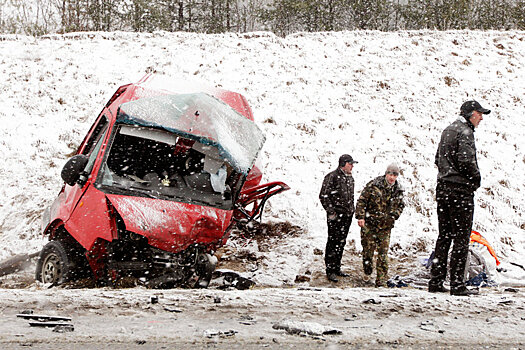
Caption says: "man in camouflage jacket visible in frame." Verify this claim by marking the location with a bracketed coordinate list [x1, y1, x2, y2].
[319, 154, 358, 282]
[355, 163, 405, 287]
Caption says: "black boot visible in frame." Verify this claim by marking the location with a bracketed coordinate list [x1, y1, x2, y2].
[327, 273, 339, 282]
[428, 283, 450, 293]
[450, 286, 479, 296]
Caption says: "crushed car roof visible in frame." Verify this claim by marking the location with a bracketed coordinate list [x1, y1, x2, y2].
[117, 92, 265, 174]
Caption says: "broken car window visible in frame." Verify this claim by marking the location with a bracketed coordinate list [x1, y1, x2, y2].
[96, 125, 237, 209]
[117, 93, 265, 174]
[81, 115, 109, 156]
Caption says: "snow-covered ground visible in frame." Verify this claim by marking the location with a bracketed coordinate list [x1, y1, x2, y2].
[0, 30, 524, 346]
[0, 286, 523, 348]
[1, 30, 524, 284]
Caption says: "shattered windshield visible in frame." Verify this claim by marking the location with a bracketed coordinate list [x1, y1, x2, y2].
[96, 125, 240, 209]
[116, 93, 265, 174]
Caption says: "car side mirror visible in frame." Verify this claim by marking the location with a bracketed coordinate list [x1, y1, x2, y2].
[61, 154, 89, 186]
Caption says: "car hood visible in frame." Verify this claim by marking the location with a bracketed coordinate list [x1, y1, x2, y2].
[116, 93, 265, 175]
[106, 194, 233, 252]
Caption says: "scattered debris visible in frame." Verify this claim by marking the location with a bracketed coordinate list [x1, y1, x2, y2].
[29, 321, 74, 328]
[163, 306, 182, 313]
[214, 296, 221, 304]
[295, 274, 311, 283]
[313, 248, 323, 256]
[363, 298, 381, 304]
[17, 314, 72, 322]
[504, 287, 519, 293]
[239, 315, 256, 325]
[204, 329, 237, 338]
[297, 287, 322, 291]
[150, 296, 159, 304]
[420, 320, 442, 333]
[379, 293, 400, 298]
[387, 275, 409, 288]
[272, 319, 342, 336]
[53, 324, 74, 333]
[209, 270, 256, 290]
[344, 314, 359, 321]
[17, 313, 73, 331]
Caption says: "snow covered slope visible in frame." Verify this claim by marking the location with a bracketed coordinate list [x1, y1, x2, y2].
[0, 30, 523, 286]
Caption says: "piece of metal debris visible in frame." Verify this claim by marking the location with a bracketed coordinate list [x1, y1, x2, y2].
[53, 324, 74, 333]
[344, 314, 359, 321]
[273, 319, 342, 336]
[420, 320, 443, 333]
[379, 293, 399, 298]
[204, 329, 237, 338]
[210, 271, 256, 290]
[363, 298, 381, 304]
[29, 322, 74, 328]
[239, 315, 256, 325]
[298, 287, 322, 292]
[17, 314, 72, 322]
[163, 307, 182, 313]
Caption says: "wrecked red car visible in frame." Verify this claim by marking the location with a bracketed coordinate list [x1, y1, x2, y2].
[36, 74, 288, 288]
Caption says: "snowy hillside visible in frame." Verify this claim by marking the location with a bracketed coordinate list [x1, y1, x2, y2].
[0, 30, 524, 286]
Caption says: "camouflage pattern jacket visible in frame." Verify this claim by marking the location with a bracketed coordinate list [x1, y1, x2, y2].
[355, 175, 405, 230]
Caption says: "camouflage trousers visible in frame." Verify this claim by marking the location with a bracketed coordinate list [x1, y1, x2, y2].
[361, 226, 391, 287]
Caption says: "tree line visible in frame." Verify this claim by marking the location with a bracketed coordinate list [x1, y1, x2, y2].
[1, 0, 524, 36]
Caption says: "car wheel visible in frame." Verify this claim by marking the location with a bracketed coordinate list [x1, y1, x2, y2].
[35, 240, 75, 285]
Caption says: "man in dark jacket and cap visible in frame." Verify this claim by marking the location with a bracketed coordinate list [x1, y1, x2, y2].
[355, 163, 405, 287]
[319, 154, 358, 282]
[429, 100, 491, 296]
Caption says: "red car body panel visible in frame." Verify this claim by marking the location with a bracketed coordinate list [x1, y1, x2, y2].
[105, 194, 232, 252]
[65, 184, 116, 250]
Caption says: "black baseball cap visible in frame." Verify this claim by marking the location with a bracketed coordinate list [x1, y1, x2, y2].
[339, 154, 358, 167]
[460, 100, 491, 116]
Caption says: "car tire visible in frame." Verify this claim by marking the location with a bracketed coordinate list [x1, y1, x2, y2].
[35, 240, 76, 285]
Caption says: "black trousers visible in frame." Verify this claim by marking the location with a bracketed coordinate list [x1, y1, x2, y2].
[325, 213, 352, 274]
[430, 181, 475, 290]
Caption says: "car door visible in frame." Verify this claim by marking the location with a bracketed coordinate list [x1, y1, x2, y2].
[63, 114, 116, 249]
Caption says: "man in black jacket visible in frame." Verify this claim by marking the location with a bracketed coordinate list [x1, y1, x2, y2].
[429, 100, 491, 296]
[319, 154, 358, 282]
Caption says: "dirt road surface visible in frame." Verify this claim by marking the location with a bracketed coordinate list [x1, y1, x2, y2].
[0, 284, 523, 349]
